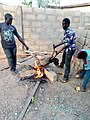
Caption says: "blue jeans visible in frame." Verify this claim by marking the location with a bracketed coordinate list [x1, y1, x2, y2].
[64, 50, 75, 79]
[4, 48, 17, 71]
[80, 70, 90, 89]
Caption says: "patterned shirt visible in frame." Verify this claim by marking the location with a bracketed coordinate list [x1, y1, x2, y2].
[0, 22, 17, 49]
[63, 27, 76, 52]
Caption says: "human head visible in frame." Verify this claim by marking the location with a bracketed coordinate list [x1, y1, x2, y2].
[5, 13, 13, 25]
[62, 18, 70, 30]
[77, 51, 87, 59]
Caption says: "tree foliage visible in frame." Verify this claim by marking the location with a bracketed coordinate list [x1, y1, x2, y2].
[22, 0, 32, 7]
[22, 0, 61, 8]
[38, 0, 49, 8]
[51, 0, 60, 5]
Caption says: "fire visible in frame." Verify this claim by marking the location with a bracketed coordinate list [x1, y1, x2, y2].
[34, 61, 44, 78]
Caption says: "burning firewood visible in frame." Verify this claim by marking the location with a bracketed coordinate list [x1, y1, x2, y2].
[18, 70, 35, 78]
[19, 62, 45, 81]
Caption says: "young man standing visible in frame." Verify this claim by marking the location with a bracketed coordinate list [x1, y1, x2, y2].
[0, 13, 29, 73]
[52, 18, 76, 83]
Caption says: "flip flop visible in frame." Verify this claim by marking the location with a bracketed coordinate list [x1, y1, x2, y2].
[60, 79, 68, 83]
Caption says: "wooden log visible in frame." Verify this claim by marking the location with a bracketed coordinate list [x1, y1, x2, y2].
[0, 53, 31, 60]
[24, 50, 35, 56]
[0, 61, 22, 71]
[18, 70, 35, 78]
[25, 50, 52, 56]
[36, 55, 51, 66]
[19, 56, 32, 63]
[17, 54, 31, 58]
[0, 56, 32, 71]
[0, 55, 6, 60]
[0, 66, 10, 71]
[17, 81, 40, 120]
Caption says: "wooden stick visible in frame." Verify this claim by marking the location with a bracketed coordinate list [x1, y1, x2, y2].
[0, 66, 10, 71]
[0, 54, 30, 60]
[0, 61, 22, 71]
[17, 81, 40, 120]
[24, 50, 52, 56]
[0, 56, 6, 60]
[0, 56, 32, 71]
[17, 54, 31, 58]
[19, 56, 32, 63]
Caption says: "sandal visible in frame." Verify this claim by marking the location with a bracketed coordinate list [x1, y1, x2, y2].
[60, 78, 68, 83]
[81, 87, 86, 92]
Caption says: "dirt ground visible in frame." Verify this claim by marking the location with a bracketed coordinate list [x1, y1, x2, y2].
[0, 57, 90, 120]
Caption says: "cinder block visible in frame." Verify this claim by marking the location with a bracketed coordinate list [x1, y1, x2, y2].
[44, 68, 58, 82]
[47, 15, 55, 22]
[37, 15, 46, 21]
[87, 30, 90, 39]
[46, 9, 55, 15]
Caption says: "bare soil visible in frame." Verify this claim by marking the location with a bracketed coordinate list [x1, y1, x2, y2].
[0, 57, 90, 120]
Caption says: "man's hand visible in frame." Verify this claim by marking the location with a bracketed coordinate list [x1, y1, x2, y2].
[18, 37, 29, 50]
[52, 50, 57, 59]
[53, 44, 56, 49]
[25, 45, 29, 50]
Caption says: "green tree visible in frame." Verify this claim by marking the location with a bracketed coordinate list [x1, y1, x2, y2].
[22, 0, 32, 7]
[38, 0, 49, 8]
[51, 0, 60, 5]
[22, 0, 61, 8]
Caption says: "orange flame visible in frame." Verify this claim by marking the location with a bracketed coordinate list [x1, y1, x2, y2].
[34, 61, 44, 78]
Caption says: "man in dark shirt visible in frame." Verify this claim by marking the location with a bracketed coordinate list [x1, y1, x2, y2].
[0, 13, 29, 72]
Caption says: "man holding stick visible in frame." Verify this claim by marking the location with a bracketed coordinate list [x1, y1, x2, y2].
[52, 18, 76, 83]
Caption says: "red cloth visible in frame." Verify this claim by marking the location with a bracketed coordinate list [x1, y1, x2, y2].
[83, 59, 87, 64]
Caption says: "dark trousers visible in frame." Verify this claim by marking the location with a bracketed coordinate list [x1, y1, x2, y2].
[4, 48, 17, 71]
[61, 50, 66, 65]
[61, 50, 75, 79]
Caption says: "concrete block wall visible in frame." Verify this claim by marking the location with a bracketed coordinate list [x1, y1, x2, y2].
[22, 7, 63, 52]
[0, 5, 90, 54]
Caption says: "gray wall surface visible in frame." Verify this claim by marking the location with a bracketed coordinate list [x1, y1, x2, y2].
[0, 5, 90, 54]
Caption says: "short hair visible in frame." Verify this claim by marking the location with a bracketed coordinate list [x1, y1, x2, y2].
[5, 13, 13, 20]
[77, 51, 87, 59]
[63, 18, 70, 26]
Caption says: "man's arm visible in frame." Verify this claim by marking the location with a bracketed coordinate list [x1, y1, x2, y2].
[52, 44, 66, 59]
[13, 26, 29, 50]
[17, 36, 29, 50]
[53, 41, 64, 49]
